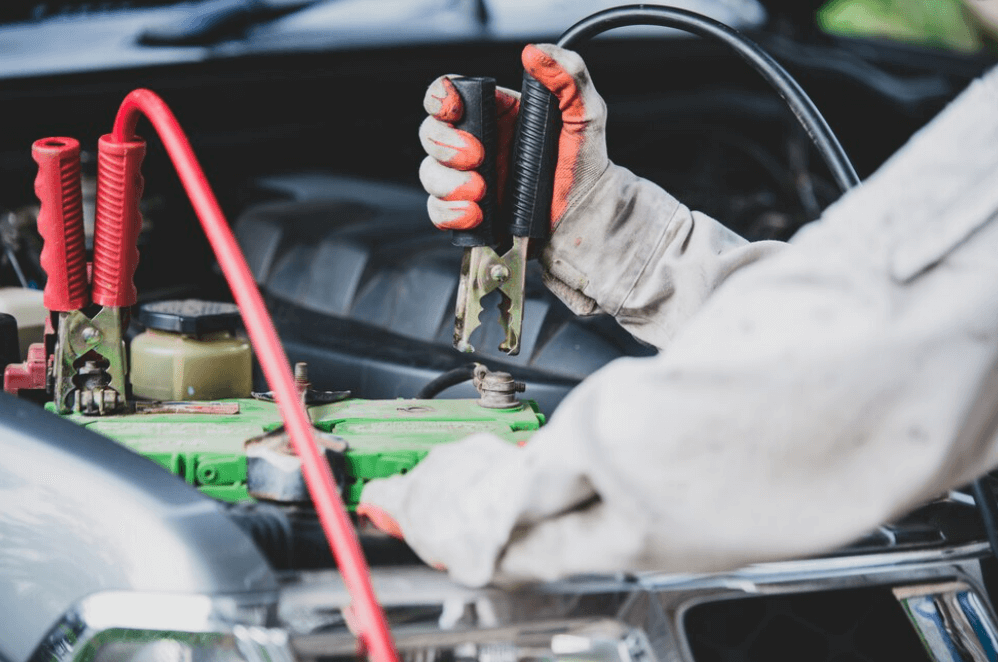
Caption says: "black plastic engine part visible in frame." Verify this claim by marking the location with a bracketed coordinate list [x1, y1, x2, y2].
[139, 298, 242, 336]
[234, 174, 653, 413]
[225, 501, 421, 570]
[685, 586, 931, 662]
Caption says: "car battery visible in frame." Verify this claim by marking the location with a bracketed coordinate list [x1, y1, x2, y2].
[56, 396, 545, 507]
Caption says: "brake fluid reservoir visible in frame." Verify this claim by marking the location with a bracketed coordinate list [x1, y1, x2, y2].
[131, 300, 252, 401]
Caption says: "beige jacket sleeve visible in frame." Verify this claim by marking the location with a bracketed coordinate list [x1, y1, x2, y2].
[539, 164, 785, 349]
[362, 65, 998, 588]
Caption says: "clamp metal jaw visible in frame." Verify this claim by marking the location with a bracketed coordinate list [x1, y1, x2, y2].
[52, 307, 128, 415]
[454, 237, 528, 354]
[450, 74, 559, 357]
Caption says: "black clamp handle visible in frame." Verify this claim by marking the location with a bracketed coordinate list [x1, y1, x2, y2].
[449, 77, 500, 249]
[449, 74, 562, 247]
[508, 73, 561, 240]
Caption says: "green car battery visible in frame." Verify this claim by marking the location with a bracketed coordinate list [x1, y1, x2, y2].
[56, 397, 545, 507]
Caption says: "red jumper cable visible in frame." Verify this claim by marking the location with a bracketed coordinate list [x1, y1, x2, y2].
[108, 89, 398, 662]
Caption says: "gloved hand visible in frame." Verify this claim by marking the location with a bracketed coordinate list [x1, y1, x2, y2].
[419, 43, 607, 232]
[420, 44, 783, 349]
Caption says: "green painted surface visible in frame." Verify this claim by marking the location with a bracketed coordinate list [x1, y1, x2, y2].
[62, 398, 544, 506]
[818, 0, 992, 52]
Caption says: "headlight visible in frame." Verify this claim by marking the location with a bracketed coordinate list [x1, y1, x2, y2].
[29, 593, 290, 662]
[83, 632, 244, 662]
[76, 627, 292, 662]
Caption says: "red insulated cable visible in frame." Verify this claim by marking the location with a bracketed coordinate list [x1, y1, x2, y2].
[111, 90, 399, 662]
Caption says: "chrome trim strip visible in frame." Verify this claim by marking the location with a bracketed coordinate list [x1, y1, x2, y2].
[277, 541, 994, 615]
[634, 542, 993, 592]
[280, 545, 998, 662]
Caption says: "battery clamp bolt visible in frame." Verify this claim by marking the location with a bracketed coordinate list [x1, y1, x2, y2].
[473, 364, 526, 409]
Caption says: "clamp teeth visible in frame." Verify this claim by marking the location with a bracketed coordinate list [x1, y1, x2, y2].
[452, 237, 529, 356]
[453, 250, 485, 353]
[497, 292, 519, 355]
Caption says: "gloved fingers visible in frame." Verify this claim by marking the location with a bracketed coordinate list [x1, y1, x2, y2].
[497, 500, 645, 584]
[522, 43, 607, 129]
[419, 156, 486, 202]
[355, 503, 405, 540]
[359, 432, 596, 587]
[424, 75, 464, 122]
[520, 43, 610, 229]
[419, 115, 484, 170]
[427, 196, 483, 230]
[424, 75, 521, 122]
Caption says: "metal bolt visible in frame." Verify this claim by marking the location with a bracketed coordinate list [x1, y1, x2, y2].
[476, 369, 525, 409]
[490, 265, 510, 282]
[294, 362, 310, 405]
[75, 384, 121, 417]
[81, 326, 101, 342]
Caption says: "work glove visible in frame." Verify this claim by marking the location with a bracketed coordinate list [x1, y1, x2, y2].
[419, 44, 784, 349]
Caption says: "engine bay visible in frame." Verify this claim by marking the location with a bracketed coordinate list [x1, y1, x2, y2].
[2, 4, 998, 661]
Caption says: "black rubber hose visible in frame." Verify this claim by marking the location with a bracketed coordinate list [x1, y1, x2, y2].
[416, 363, 479, 399]
[556, 4, 861, 193]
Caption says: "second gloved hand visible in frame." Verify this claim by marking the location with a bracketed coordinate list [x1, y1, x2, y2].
[419, 43, 608, 232]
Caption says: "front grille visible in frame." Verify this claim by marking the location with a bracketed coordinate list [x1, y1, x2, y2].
[684, 587, 931, 662]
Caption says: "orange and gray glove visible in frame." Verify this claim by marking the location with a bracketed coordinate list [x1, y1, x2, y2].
[418, 44, 782, 350]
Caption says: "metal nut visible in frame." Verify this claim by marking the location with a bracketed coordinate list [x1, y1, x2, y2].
[75, 385, 122, 416]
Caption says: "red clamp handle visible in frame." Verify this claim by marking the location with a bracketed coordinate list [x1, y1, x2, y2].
[33, 137, 88, 312]
[93, 134, 145, 308]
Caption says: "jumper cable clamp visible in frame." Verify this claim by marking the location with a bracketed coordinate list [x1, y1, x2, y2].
[451, 74, 559, 356]
[34, 134, 145, 415]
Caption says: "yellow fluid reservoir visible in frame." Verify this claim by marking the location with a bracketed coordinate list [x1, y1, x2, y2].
[130, 300, 252, 401]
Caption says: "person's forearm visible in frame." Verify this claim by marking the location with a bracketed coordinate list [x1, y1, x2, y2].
[540, 164, 786, 349]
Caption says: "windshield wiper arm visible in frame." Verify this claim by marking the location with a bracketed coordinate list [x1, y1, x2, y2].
[139, 0, 323, 47]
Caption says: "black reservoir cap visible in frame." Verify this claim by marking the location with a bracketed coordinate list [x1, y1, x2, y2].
[139, 299, 242, 336]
